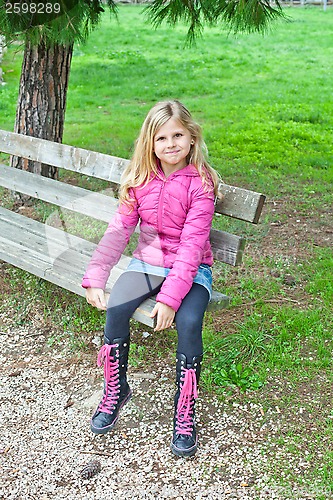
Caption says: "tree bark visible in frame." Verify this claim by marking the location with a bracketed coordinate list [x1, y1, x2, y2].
[0, 36, 5, 85]
[11, 41, 73, 180]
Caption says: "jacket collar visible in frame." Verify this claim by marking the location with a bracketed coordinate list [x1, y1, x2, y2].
[156, 162, 199, 180]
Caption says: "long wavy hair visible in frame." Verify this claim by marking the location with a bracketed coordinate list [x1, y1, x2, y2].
[119, 100, 220, 207]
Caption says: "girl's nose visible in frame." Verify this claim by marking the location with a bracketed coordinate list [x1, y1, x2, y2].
[166, 136, 175, 148]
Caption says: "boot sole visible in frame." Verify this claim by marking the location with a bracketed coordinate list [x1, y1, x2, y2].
[170, 440, 198, 458]
[90, 390, 132, 435]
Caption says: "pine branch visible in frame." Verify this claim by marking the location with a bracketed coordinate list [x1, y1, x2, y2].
[145, 0, 288, 44]
[215, 0, 287, 35]
[0, 0, 118, 46]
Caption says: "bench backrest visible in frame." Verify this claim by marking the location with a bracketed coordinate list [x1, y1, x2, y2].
[0, 129, 266, 266]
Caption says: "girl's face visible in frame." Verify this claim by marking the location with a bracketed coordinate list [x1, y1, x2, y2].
[153, 118, 193, 176]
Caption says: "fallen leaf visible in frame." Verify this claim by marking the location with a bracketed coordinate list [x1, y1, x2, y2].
[64, 399, 74, 409]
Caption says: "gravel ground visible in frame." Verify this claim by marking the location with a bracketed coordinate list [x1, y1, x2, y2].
[1, 198, 331, 500]
[0, 320, 315, 500]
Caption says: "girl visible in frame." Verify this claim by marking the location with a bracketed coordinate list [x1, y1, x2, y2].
[82, 100, 219, 458]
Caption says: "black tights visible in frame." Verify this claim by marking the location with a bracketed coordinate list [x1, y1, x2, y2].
[104, 271, 209, 360]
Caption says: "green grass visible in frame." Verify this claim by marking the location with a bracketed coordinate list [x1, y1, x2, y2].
[0, 5, 333, 495]
[1, 6, 333, 198]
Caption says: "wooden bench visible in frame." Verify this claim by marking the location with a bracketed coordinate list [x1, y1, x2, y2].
[0, 129, 266, 327]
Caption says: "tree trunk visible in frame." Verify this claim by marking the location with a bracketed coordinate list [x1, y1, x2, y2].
[0, 36, 5, 85]
[11, 41, 73, 180]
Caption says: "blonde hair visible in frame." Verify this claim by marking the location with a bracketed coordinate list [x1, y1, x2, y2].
[119, 100, 220, 207]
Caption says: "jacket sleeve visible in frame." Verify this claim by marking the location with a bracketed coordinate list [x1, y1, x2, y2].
[156, 181, 215, 311]
[82, 191, 139, 290]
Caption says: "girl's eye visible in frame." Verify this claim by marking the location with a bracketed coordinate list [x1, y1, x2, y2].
[156, 136, 165, 141]
[175, 133, 183, 137]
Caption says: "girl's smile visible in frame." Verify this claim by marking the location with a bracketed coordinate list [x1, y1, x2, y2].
[153, 117, 193, 177]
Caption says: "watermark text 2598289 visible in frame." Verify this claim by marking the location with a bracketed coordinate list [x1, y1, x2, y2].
[4, 0, 79, 26]
[6, 2, 61, 14]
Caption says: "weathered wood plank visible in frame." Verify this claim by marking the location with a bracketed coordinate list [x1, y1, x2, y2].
[0, 163, 118, 223]
[208, 291, 231, 311]
[0, 207, 230, 327]
[0, 221, 153, 324]
[0, 205, 98, 257]
[217, 184, 266, 224]
[0, 206, 131, 281]
[0, 129, 129, 184]
[0, 164, 246, 266]
[210, 228, 246, 266]
[0, 130, 266, 223]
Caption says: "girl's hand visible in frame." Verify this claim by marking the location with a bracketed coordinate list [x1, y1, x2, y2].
[85, 288, 107, 310]
[150, 302, 175, 331]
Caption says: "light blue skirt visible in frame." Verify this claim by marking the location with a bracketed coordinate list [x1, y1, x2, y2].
[124, 257, 212, 300]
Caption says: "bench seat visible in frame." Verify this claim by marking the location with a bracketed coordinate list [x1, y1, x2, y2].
[0, 206, 230, 327]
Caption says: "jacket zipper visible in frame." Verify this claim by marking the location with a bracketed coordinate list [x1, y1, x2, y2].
[157, 179, 166, 239]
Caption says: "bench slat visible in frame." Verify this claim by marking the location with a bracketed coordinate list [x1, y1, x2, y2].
[0, 130, 265, 224]
[0, 203, 98, 257]
[0, 129, 129, 184]
[217, 184, 266, 224]
[210, 228, 245, 266]
[0, 163, 119, 223]
[0, 207, 230, 327]
[0, 164, 246, 266]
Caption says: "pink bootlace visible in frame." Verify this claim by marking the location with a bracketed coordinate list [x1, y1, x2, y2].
[175, 368, 198, 436]
[97, 343, 120, 414]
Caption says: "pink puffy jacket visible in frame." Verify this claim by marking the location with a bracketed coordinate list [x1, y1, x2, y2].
[82, 164, 215, 311]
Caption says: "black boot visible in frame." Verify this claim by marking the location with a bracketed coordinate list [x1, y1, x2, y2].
[90, 337, 132, 435]
[171, 352, 203, 458]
